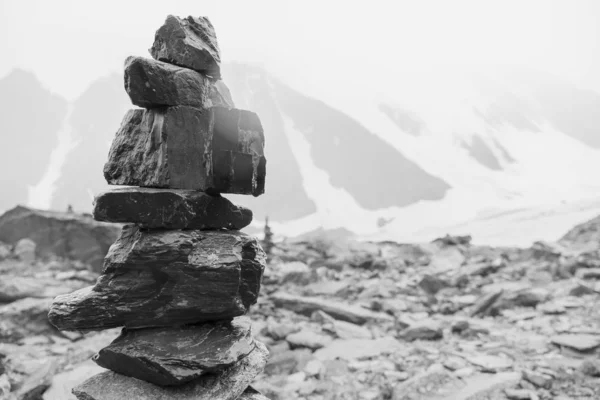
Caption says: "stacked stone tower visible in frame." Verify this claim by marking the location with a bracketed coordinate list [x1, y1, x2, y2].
[48, 15, 270, 400]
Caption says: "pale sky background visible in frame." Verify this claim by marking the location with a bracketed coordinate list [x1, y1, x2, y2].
[1, 0, 600, 102]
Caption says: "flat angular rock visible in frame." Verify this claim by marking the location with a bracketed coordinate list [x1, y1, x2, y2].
[93, 188, 252, 230]
[48, 226, 265, 331]
[285, 329, 332, 350]
[124, 56, 210, 109]
[313, 337, 402, 361]
[551, 334, 600, 352]
[270, 292, 393, 325]
[150, 15, 221, 79]
[93, 317, 255, 386]
[73, 341, 268, 400]
[104, 106, 265, 196]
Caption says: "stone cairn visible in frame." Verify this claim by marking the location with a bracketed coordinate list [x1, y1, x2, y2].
[48, 15, 270, 400]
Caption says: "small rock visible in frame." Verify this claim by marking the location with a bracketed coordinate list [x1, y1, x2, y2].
[14, 238, 36, 262]
[523, 369, 552, 389]
[271, 292, 393, 325]
[264, 349, 312, 375]
[568, 282, 596, 296]
[303, 359, 324, 377]
[150, 15, 221, 78]
[399, 321, 443, 341]
[505, 388, 534, 400]
[280, 261, 313, 285]
[286, 329, 333, 350]
[265, 320, 301, 341]
[418, 274, 448, 295]
[314, 337, 402, 361]
[580, 359, 600, 377]
[537, 302, 566, 315]
[470, 289, 504, 317]
[466, 354, 513, 372]
[576, 268, 600, 280]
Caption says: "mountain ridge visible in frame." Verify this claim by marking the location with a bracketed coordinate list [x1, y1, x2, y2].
[3, 63, 600, 246]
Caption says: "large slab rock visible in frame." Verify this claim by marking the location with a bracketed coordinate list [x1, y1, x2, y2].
[270, 292, 393, 325]
[48, 226, 265, 331]
[73, 341, 269, 400]
[93, 317, 255, 386]
[124, 56, 210, 109]
[150, 15, 221, 79]
[104, 106, 265, 196]
[93, 188, 252, 230]
[0, 206, 121, 272]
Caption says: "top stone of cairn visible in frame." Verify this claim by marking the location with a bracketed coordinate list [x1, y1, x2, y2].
[150, 15, 221, 80]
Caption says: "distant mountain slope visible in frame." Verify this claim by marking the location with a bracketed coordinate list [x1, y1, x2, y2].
[0, 70, 67, 211]
[51, 73, 130, 212]
[223, 63, 450, 219]
[223, 64, 317, 221]
[4, 63, 600, 246]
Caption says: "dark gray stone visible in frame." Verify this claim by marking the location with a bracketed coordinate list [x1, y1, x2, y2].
[48, 226, 266, 331]
[150, 15, 221, 79]
[93, 188, 252, 230]
[124, 56, 210, 109]
[104, 106, 266, 196]
[73, 341, 269, 400]
[93, 317, 255, 386]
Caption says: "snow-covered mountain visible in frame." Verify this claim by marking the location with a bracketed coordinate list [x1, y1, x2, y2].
[3, 63, 600, 246]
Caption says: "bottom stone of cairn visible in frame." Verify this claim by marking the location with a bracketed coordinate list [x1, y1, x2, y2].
[93, 317, 255, 386]
[73, 341, 269, 400]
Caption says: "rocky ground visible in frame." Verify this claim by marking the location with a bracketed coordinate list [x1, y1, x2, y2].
[1, 214, 600, 399]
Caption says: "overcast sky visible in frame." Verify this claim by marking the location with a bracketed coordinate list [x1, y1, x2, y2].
[1, 0, 599, 102]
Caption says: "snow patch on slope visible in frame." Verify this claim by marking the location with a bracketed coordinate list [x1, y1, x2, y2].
[28, 104, 77, 209]
[265, 68, 600, 246]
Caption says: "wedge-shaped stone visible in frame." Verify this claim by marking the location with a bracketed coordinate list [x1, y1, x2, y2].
[48, 226, 265, 331]
[103, 106, 266, 196]
[150, 15, 221, 79]
[73, 341, 268, 400]
[93, 188, 252, 230]
[93, 317, 255, 386]
[124, 56, 210, 109]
